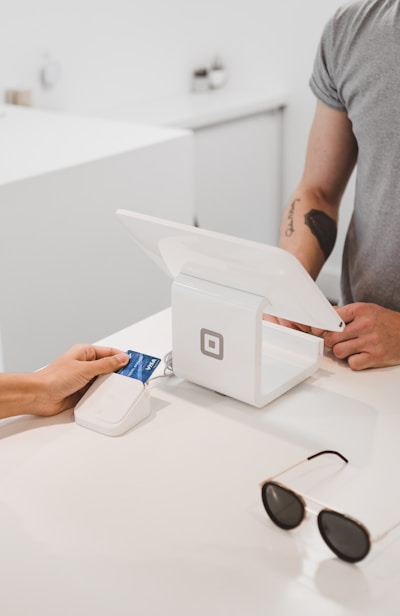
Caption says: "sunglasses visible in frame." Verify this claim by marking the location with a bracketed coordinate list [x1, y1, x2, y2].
[260, 450, 400, 564]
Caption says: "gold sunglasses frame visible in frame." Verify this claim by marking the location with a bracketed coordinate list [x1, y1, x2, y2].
[260, 450, 400, 562]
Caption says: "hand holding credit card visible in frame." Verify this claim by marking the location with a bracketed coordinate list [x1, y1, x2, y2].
[75, 350, 161, 436]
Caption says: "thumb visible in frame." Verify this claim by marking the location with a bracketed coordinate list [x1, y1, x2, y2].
[89, 352, 130, 378]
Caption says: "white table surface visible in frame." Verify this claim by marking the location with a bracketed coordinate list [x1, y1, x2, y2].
[1, 308, 400, 616]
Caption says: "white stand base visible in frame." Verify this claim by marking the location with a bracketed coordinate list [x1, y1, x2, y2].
[172, 274, 323, 407]
[74, 373, 150, 436]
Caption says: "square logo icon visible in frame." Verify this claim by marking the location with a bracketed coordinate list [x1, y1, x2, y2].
[200, 328, 224, 360]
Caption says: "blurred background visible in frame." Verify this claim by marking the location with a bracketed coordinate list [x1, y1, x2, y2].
[0, 0, 355, 371]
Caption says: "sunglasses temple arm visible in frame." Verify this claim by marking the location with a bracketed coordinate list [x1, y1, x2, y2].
[270, 457, 309, 481]
[269, 451, 348, 482]
[373, 519, 400, 544]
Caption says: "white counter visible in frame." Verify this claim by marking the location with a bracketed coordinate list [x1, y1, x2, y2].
[1, 308, 400, 615]
[0, 104, 189, 185]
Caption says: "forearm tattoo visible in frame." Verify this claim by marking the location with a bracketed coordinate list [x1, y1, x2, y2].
[285, 198, 300, 237]
[304, 209, 337, 259]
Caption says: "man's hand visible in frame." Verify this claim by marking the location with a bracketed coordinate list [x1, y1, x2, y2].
[262, 313, 315, 334]
[324, 303, 400, 370]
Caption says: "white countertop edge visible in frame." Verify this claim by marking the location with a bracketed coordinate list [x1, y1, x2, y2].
[94, 88, 288, 129]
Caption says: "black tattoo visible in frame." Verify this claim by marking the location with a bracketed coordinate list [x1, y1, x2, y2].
[304, 209, 337, 259]
[285, 198, 300, 237]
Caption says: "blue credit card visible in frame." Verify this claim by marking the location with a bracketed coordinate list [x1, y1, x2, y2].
[116, 350, 161, 383]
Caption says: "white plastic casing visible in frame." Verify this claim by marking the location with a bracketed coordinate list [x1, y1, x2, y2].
[74, 373, 150, 436]
[172, 274, 323, 407]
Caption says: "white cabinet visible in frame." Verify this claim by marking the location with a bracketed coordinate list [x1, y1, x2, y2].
[98, 89, 286, 245]
[192, 108, 283, 244]
[0, 105, 194, 371]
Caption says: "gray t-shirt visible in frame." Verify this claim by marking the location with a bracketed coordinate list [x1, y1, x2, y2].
[310, 0, 400, 310]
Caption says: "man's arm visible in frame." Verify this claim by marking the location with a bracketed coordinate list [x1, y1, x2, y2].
[278, 101, 400, 370]
[280, 100, 358, 279]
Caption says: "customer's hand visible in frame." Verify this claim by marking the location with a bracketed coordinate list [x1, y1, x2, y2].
[324, 303, 400, 370]
[33, 344, 129, 416]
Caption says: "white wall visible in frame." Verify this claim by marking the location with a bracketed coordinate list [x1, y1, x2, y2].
[1, 2, 345, 116]
[1, 0, 353, 298]
[0, 1, 346, 139]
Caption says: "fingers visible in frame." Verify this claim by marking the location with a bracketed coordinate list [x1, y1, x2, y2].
[95, 352, 130, 374]
[262, 313, 280, 324]
[322, 303, 400, 370]
[346, 352, 372, 371]
[262, 314, 312, 333]
[61, 344, 129, 381]
[66, 344, 129, 362]
[334, 303, 358, 324]
[91, 346, 130, 361]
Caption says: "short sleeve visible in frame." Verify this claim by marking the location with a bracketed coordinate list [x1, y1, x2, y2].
[309, 17, 346, 111]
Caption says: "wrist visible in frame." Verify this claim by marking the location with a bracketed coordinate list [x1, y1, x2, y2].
[0, 372, 43, 419]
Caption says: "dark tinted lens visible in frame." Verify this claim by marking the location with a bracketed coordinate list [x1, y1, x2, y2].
[318, 509, 370, 563]
[262, 482, 304, 530]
